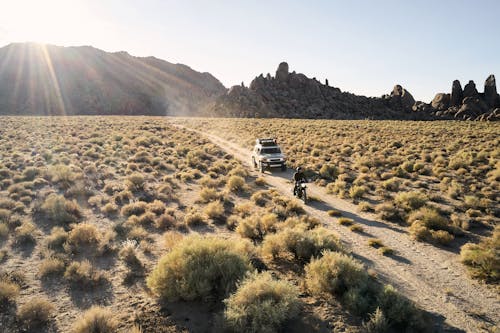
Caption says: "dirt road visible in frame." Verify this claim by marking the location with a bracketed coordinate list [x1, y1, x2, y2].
[176, 124, 499, 333]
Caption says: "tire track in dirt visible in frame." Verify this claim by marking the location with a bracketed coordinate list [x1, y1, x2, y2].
[175, 124, 499, 333]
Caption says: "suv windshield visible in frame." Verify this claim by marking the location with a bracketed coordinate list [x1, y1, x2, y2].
[261, 147, 281, 154]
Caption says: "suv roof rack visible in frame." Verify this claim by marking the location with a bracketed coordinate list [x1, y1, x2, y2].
[256, 138, 277, 146]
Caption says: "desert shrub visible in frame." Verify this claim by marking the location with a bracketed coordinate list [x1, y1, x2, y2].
[199, 187, 220, 203]
[262, 226, 342, 262]
[226, 175, 246, 192]
[367, 239, 383, 248]
[48, 164, 77, 188]
[64, 260, 107, 288]
[126, 172, 145, 192]
[147, 235, 253, 301]
[349, 224, 364, 233]
[0, 280, 20, 307]
[250, 190, 271, 206]
[47, 226, 68, 251]
[460, 226, 499, 282]
[101, 202, 119, 216]
[137, 212, 156, 226]
[430, 230, 454, 245]
[377, 285, 425, 329]
[0, 222, 8, 238]
[155, 213, 176, 229]
[17, 297, 54, 329]
[121, 201, 148, 217]
[236, 214, 277, 240]
[147, 200, 166, 215]
[407, 207, 448, 231]
[349, 185, 366, 199]
[39, 257, 65, 279]
[204, 201, 225, 220]
[375, 202, 402, 222]
[184, 212, 206, 226]
[0, 208, 11, 224]
[119, 239, 142, 268]
[66, 223, 101, 252]
[72, 306, 117, 333]
[327, 209, 342, 217]
[39, 194, 82, 225]
[319, 164, 339, 180]
[254, 177, 267, 186]
[305, 251, 369, 297]
[363, 307, 388, 333]
[338, 217, 354, 226]
[394, 191, 428, 211]
[381, 178, 400, 191]
[378, 246, 394, 256]
[224, 272, 300, 333]
[14, 221, 37, 245]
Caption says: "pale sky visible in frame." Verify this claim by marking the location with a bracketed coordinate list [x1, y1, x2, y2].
[0, 0, 499, 102]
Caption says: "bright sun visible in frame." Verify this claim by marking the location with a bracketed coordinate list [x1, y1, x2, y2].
[0, 0, 101, 45]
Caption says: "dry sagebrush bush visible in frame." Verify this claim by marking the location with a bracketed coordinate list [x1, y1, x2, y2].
[72, 306, 117, 333]
[204, 200, 225, 220]
[226, 175, 246, 192]
[39, 257, 66, 279]
[0, 280, 20, 307]
[38, 194, 82, 225]
[224, 272, 300, 333]
[65, 223, 101, 252]
[17, 297, 55, 329]
[64, 260, 107, 288]
[147, 235, 253, 301]
[460, 226, 499, 282]
[262, 226, 342, 262]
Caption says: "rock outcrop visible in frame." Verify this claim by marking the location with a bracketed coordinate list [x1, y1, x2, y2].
[425, 75, 500, 121]
[210, 62, 429, 120]
[450, 80, 463, 107]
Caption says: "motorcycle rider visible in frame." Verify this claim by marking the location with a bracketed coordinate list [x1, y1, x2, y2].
[293, 166, 307, 196]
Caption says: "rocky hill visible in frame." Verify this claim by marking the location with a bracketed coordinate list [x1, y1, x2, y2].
[0, 43, 225, 116]
[209, 62, 499, 121]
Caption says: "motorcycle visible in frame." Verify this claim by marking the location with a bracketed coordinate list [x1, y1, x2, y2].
[293, 180, 307, 204]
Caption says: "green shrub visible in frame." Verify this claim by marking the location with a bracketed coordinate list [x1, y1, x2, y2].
[17, 298, 54, 329]
[72, 306, 117, 333]
[147, 235, 253, 301]
[363, 307, 388, 333]
[224, 272, 300, 333]
[262, 227, 342, 262]
[377, 285, 424, 329]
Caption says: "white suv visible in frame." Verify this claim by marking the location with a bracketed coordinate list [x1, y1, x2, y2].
[252, 138, 287, 172]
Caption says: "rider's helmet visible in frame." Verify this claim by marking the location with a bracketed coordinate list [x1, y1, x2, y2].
[296, 166, 302, 172]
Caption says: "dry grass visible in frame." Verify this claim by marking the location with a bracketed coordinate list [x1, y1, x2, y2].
[72, 306, 117, 333]
[17, 298, 55, 329]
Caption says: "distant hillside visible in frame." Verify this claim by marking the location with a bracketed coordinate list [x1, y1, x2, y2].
[0, 43, 226, 116]
[207, 62, 499, 121]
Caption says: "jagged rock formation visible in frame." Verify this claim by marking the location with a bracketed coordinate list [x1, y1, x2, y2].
[209, 62, 430, 120]
[429, 75, 500, 121]
[0, 43, 225, 116]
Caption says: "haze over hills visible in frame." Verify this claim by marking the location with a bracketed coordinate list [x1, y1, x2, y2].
[0, 43, 498, 120]
[0, 43, 225, 116]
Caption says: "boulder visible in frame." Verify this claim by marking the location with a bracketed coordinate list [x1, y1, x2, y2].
[463, 80, 479, 99]
[275, 62, 289, 81]
[431, 93, 450, 110]
[390, 85, 416, 110]
[484, 74, 499, 107]
[450, 80, 463, 107]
